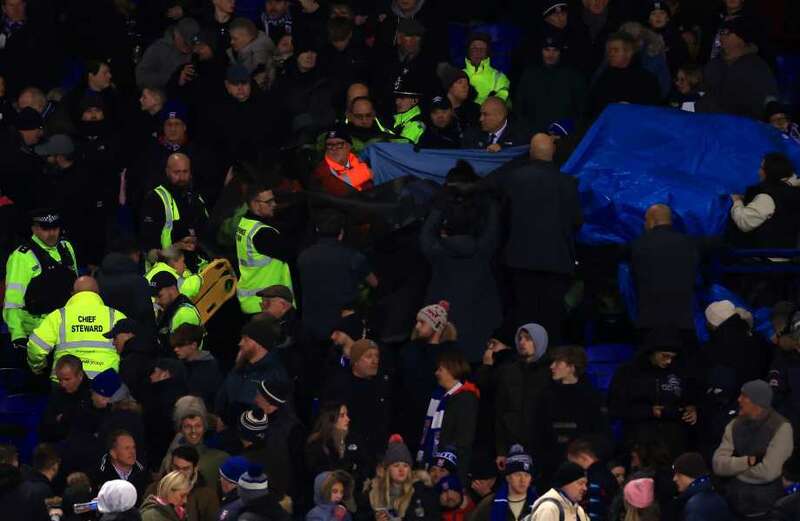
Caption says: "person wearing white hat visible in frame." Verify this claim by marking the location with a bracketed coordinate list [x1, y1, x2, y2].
[96, 480, 138, 518]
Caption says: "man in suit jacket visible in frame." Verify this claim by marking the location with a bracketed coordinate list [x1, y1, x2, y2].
[483, 134, 582, 343]
[461, 97, 530, 151]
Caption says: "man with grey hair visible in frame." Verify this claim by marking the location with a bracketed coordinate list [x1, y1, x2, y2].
[713, 380, 794, 518]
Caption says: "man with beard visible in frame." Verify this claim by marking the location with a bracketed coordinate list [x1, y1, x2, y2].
[139, 152, 209, 255]
[215, 318, 289, 428]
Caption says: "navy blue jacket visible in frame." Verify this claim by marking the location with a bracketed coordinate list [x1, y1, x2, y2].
[675, 478, 732, 521]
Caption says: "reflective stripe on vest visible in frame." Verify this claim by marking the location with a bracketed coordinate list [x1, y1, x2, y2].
[241, 222, 273, 268]
[29, 332, 53, 353]
[56, 307, 116, 351]
[154, 186, 180, 249]
[235, 217, 293, 313]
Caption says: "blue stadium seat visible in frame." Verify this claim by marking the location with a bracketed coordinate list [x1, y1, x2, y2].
[584, 344, 635, 393]
[0, 393, 48, 463]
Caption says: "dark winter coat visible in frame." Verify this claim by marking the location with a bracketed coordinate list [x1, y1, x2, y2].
[39, 376, 92, 442]
[586, 65, 661, 120]
[271, 62, 336, 146]
[419, 205, 501, 362]
[483, 160, 583, 275]
[514, 63, 587, 134]
[699, 48, 778, 120]
[0, 464, 32, 521]
[323, 370, 392, 472]
[236, 491, 291, 521]
[94, 453, 150, 506]
[120, 335, 158, 403]
[215, 350, 288, 428]
[461, 120, 530, 150]
[184, 352, 223, 409]
[674, 477, 732, 521]
[630, 225, 701, 331]
[305, 432, 369, 488]
[608, 351, 697, 456]
[18, 471, 53, 521]
[769, 490, 800, 521]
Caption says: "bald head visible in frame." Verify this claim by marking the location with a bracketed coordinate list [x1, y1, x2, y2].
[530, 133, 555, 162]
[166, 153, 191, 188]
[74, 276, 99, 294]
[346, 83, 369, 109]
[479, 97, 508, 134]
[645, 204, 672, 230]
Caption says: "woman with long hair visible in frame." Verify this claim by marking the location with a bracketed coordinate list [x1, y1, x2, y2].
[366, 435, 438, 521]
[306, 402, 366, 485]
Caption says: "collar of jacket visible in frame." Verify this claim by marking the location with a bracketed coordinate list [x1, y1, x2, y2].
[464, 57, 493, 74]
[394, 104, 422, 126]
[66, 290, 106, 308]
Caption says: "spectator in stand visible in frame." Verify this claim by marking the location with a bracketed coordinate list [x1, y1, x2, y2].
[140, 470, 192, 521]
[163, 396, 229, 489]
[470, 445, 537, 521]
[608, 328, 698, 458]
[227, 17, 274, 89]
[465, 453, 498, 506]
[461, 97, 529, 151]
[514, 32, 587, 135]
[219, 456, 250, 512]
[365, 435, 439, 521]
[618, 477, 659, 521]
[305, 402, 368, 488]
[462, 32, 509, 105]
[479, 323, 550, 466]
[418, 350, 479, 482]
[538, 1, 593, 78]
[566, 439, 619, 521]
[60, 59, 119, 129]
[713, 380, 794, 517]
[227, 464, 290, 521]
[698, 16, 777, 120]
[770, 453, 800, 520]
[0, 107, 44, 214]
[702, 0, 768, 63]
[318, 17, 370, 104]
[197, 0, 234, 51]
[146, 446, 219, 521]
[586, 32, 661, 120]
[764, 101, 800, 145]
[142, 359, 189, 465]
[398, 301, 459, 453]
[729, 152, 800, 249]
[95, 430, 149, 506]
[136, 18, 200, 88]
[40, 355, 91, 442]
[0, 0, 56, 97]
[324, 339, 392, 473]
[170, 324, 222, 409]
[672, 452, 731, 521]
[307, 470, 354, 521]
[106, 318, 157, 403]
[482, 134, 581, 341]
[417, 96, 463, 149]
[646, 1, 690, 75]
[668, 64, 704, 110]
[539, 346, 608, 466]
[216, 318, 288, 428]
[529, 461, 589, 521]
[19, 443, 60, 521]
[436, 475, 474, 521]
[420, 178, 500, 362]
[437, 63, 480, 130]
[298, 209, 377, 341]
[630, 204, 702, 335]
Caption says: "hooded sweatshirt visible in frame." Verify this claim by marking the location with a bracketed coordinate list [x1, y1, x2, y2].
[306, 471, 354, 521]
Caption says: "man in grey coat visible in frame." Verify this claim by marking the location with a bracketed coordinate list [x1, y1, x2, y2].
[136, 18, 200, 88]
[713, 380, 794, 518]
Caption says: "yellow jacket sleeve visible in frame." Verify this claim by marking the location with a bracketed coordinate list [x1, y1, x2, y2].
[3, 250, 36, 341]
[179, 272, 203, 300]
[27, 309, 61, 374]
[171, 305, 201, 331]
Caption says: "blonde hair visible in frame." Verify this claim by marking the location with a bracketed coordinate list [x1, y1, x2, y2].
[623, 501, 660, 521]
[157, 470, 192, 498]
[368, 464, 416, 517]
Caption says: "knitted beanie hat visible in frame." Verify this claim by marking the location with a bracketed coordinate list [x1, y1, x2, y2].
[239, 409, 269, 442]
[417, 301, 450, 334]
[432, 447, 458, 473]
[624, 478, 655, 509]
[551, 461, 585, 488]
[505, 444, 533, 476]
[331, 313, 366, 341]
[383, 434, 413, 467]
[219, 456, 250, 484]
[741, 379, 773, 409]
[238, 464, 269, 503]
[705, 300, 735, 328]
[349, 339, 379, 366]
[96, 480, 137, 514]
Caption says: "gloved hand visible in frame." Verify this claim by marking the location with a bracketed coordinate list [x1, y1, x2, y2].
[11, 338, 27, 350]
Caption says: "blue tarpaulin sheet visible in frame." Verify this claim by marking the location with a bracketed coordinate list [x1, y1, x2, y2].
[562, 104, 800, 245]
[363, 143, 528, 185]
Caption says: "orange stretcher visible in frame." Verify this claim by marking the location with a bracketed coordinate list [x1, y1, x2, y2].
[192, 259, 237, 324]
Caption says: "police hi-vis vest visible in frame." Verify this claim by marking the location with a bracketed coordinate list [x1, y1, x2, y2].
[154, 185, 180, 250]
[235, 216, 293, 314]
[28, 291, 125, 380]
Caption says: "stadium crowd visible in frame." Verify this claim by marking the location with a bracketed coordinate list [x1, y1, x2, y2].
[0, 0, 799, 520]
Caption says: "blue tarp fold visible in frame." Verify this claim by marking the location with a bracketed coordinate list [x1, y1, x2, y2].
[562, 104, 800, 245]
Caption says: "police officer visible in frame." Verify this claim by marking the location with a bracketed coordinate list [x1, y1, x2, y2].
[235, 184, 293, 316]
[391, 75, 426, 144]
[27, 276, 125, 380]
[139, 152, 208, 256]
[150, 270, 201, 351]
[4, 209, 78, 349]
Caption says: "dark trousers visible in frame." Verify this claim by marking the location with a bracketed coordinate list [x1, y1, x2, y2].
[510, 268, 572, 346]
